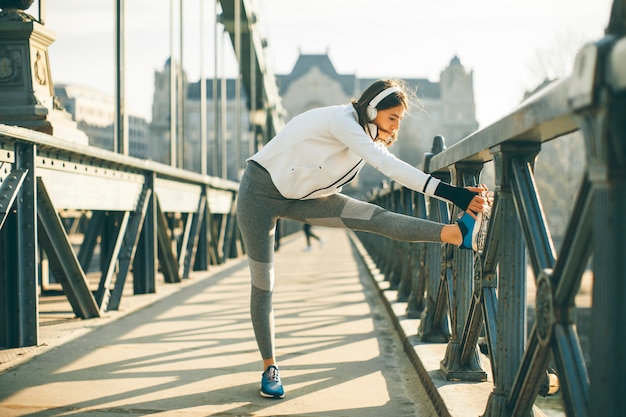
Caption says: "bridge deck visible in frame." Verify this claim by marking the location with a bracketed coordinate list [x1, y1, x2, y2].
[0, 226, 584, 416]
[0, 228, 449, 417]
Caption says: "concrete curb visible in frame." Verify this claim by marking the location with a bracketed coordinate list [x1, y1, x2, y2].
[346, 230, 495, 417]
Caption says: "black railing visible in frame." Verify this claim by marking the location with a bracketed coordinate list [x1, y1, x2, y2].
[356, 1, 625, 416]
[0, 123, 242, 348]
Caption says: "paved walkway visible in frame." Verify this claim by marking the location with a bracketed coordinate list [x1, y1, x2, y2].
[0, 228, 438, 417]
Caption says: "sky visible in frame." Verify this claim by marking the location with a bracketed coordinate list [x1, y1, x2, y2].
[41, 0, 614, 128]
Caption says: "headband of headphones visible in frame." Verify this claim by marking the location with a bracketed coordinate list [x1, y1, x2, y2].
[368, 86, 402, 108]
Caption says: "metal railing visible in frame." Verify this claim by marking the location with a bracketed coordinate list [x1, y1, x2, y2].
[0, 123, 242, 348]
[356, 1, 625, 416]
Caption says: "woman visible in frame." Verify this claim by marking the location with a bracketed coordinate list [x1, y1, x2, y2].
[237, 79, 490, 399]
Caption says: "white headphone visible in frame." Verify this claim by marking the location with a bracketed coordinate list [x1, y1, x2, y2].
[366, 86, 402, 121]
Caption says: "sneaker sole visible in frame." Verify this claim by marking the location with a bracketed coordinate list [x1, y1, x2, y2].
[260, 390, 285, 399]
[472, 207, 491, 252]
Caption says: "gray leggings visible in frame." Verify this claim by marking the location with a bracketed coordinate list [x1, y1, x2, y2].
[236, 161, 444, 360]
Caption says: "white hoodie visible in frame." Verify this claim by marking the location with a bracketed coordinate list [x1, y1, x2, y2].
[249, 104, 440, 200]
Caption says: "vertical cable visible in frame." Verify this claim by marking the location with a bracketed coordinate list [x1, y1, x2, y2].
[220, 29, 227, 179]
[234, 0, 241, 177]
[213, 1, 220, 177]
[200, 0, 207, 175]
[178, 0, 184, 169]
[169, 0, 177, 167]
[114, 0, 128, 155]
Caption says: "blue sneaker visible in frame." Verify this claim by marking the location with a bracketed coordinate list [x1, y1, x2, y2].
[260, 365, 285, 399]
[457, 211, 476, 250]
[457, 207, 490, 252]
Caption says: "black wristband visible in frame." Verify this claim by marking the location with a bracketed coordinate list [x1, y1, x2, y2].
[434, 182, 477, 211]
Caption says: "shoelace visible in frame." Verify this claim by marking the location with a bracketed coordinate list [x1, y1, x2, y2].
[476, 205, 492, 252]
[266, 366, 281, 383]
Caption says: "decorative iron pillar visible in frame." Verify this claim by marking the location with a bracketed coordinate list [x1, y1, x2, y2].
[588, 107, 626, 415]
[440, 161, 486, 381]
[387, 190, 402, 289]
[397, 187, 416, 302]
[482, 143, 536, 416]
[573, 31, 626, 416]
[419, 136, 451, 342]
[406, 192, 428, 318]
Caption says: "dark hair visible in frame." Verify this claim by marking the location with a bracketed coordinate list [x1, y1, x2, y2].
[351, 79, 414, 127]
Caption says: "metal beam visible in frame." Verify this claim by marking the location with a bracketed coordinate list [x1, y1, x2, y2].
[36, 178, 100, 319]
[95, 211, 130, 312]
[108, 187, 152, 311]
[0, 169, 27, 230]
[156, 197, 180, 283]
[180, 195, 206, 278]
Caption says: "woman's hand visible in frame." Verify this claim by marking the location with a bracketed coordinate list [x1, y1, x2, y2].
[465, 184, 493, 218]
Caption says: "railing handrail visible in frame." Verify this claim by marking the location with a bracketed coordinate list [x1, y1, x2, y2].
[429, 76, 579, 172]
[0, 120, 246, 345]
[428, 3, 626, 174]
[0, 123, 239, 192]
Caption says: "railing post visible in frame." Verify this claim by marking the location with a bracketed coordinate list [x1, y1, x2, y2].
[1, 143, 39, 347]
[17, 143, 39, 346]
[397, 187, 416, 302]
[133, 172, 157, 294]
[388, 189, 404, 290]
[419, 136, 451, 342]
[482, 142, 537, 416]
[406, 192, 428, 318]
[194, 185, 209, 271]
[577, 33, 626, 417]
[440, 161, 487, 381]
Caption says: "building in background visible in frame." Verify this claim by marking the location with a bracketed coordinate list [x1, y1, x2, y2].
[149, 58, 252, 178]
[274, 53, 478, 194]
[54, 84, 150, 159]
[55, 52, 477, 193]
[149, 52, 477, 190]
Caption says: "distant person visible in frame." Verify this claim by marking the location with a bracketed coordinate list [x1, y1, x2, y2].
[236, 79, 492, 399]
[273, 219, 281, 251]
[302, 223, 323, 251]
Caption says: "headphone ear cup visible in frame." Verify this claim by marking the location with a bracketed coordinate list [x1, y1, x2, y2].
[367, 106, 377, 121]
[366, 85, 402, 122]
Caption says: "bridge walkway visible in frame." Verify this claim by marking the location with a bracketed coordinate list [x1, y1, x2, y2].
[0, 228, 455, 417]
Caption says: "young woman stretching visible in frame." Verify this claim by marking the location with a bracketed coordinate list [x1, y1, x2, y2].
[236, 79, 490, 399]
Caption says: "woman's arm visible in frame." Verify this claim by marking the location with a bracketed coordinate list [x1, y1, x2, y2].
[328, 108, 489, 213]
